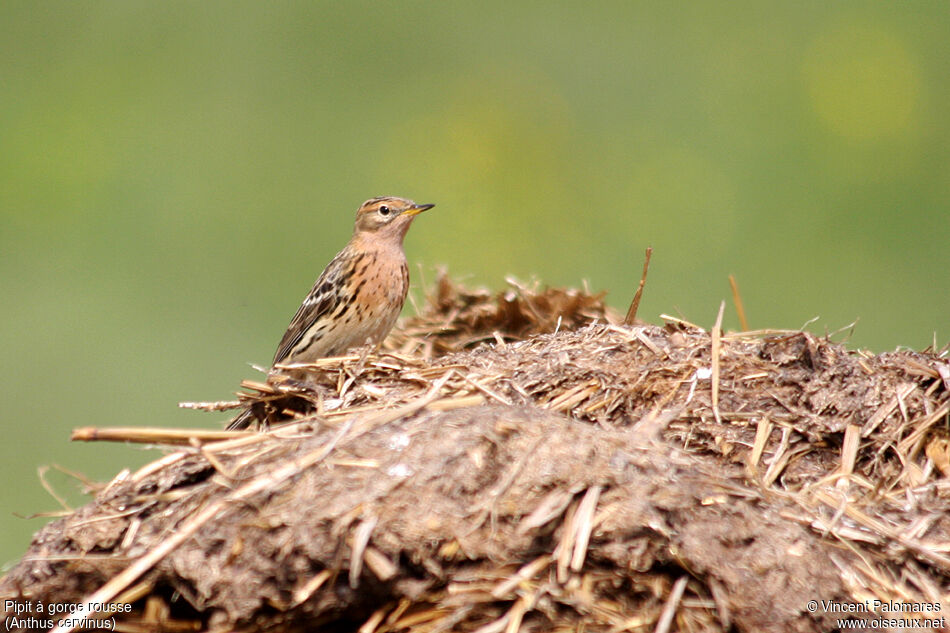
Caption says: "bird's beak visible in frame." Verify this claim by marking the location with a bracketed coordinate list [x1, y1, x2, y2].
[402, 203, 435, 217]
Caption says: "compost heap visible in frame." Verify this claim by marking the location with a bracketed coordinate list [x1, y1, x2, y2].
[3, 274, 950, 633]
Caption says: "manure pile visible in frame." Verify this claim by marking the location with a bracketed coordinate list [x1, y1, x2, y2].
[3, 274, 950, 633]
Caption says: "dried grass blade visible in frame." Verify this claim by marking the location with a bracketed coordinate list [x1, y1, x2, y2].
[358, 605, 390, 633]
[491, 555, 552, 599]
[837, 424, 862, 490]
[711, 301, 726, 424]
[570, 485, 602, 572]
[350, 516, 379, 588]
[364, 546, 398, 581]
[654, 576, 688, 633]
[517, 489, 574, 535]
[555, 498, 580, 584]
[292, 569, 332, 606]
[624, 246, 653, 325]
[763, 427, 791, 487]
[728, 274, 749, 331]
[746, 418, 772, 477]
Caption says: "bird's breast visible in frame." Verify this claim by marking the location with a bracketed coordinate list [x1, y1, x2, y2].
[335, 244, 409, 350]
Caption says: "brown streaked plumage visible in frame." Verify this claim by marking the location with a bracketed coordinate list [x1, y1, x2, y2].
[229, 196, 433, 430]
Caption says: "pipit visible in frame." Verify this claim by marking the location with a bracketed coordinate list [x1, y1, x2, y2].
[228, 196, 434, 430]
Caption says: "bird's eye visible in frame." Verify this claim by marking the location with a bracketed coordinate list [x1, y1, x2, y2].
[379, 205, 391, 216]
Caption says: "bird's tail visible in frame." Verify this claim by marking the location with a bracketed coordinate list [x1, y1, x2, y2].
[227, 408, 256, 431]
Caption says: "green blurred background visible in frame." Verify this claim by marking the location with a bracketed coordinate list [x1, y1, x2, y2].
[2, 2, 948, 565]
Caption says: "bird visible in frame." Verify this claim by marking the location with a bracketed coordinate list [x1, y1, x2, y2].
[228, 196, 434, 430]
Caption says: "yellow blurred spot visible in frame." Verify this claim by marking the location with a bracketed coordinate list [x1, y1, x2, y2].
[803, 24, 920, 140]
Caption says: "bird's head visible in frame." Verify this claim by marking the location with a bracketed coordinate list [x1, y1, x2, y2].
[353, 196, 434, 241]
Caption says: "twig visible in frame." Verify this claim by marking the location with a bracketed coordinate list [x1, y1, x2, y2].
[72, 426, 252, 445]
[177, 399, 241, 412]
[624, 247, 653, 325]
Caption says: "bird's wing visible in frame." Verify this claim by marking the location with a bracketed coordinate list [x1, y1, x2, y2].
[271, 250, 353, 365]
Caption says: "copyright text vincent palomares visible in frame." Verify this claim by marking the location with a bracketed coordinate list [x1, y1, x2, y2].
[807, 599, 945, 630]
